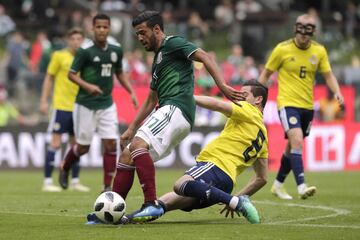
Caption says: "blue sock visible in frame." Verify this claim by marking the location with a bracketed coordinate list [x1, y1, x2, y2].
[180, 180, 232, 205]
[44, 148, 56, 178]
[276, 154, 292, 183]
[290, 151, 305, 185]
[71, 160, 80, 179]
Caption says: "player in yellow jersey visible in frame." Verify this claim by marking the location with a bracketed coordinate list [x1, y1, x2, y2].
[259, 14, 344, 200]
[99, 80, 268, 225]
[39, 28, 89, 192]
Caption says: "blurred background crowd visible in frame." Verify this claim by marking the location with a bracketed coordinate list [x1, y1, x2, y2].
[0, 0, 359, 127]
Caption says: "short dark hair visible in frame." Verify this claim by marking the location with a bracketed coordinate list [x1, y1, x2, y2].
[93, 13, 111, 26]
[66, 27, 84, 37]
[132, 11, 163, 31]
[243, 80, 268, 108]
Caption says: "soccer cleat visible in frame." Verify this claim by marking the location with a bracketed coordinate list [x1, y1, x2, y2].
[58, 169, 69, 189]
[271, 184, 293, 200]
[236, 195, 260, 224]
[69, 182, 90, 192]
[42, 184, 62, 192]
[86, 213, 103, 225]
[125, 201, 164, 223]
[298, 185, 316, 200]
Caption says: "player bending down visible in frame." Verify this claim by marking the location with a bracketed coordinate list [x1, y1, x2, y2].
[88, 80, 269, 224]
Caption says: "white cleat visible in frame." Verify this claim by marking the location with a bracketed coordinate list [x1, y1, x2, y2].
[69, 182, 90, 192]
[298, 185, 316, 200]
[271, 184, 293, 200]
[42, 184, 62, 192]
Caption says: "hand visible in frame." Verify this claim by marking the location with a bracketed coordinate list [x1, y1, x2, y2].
[220, 204, 240, 218]
[39, 101, 48, 115]
[120, 128, 135, 151]
[220, 84, 243, 102]
[131, 93, 139, 109]
[334, 93, 344, 105]
[87, 84, 103, 96]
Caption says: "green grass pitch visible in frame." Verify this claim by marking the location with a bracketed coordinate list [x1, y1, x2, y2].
[0, 169, 359, 240]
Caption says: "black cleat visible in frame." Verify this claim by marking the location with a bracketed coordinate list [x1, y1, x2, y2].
[59, 169, 69, 189]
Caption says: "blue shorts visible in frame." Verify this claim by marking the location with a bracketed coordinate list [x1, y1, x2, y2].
[181, 161, 234, 212]
[48, 109, 74, 135]
[278, 107, 314, 138]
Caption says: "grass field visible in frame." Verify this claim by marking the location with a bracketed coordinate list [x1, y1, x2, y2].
[0, 169, 360, 240]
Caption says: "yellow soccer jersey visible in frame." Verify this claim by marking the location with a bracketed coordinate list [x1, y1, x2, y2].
[47, 49, 79, 111]
[196, 102, 268, 184]
[265, 39, 331, 110]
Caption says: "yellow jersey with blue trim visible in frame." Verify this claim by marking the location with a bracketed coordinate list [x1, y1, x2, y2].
[47, 49, 79, 111]
[265, 39, 331, 110]
[196, 102, 268, 184]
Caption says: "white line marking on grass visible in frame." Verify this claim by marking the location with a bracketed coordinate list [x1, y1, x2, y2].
[254, 200, 360, 229]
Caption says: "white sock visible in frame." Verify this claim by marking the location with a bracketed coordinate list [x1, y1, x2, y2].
[71, 178, 80, 184]
[297, 183, 307, 194]
[44, 178, 53, 185]
[229, 196, 239, 210]
[273, 179, 283, 188]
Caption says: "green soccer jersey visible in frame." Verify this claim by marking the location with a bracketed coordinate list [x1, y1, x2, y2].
[70, 39, 123, 110]
[151, 36, 198, 127]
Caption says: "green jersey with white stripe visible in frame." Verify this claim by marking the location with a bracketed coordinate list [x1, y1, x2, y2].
[70, 39, 123, 110]
[150, 36, 198, 127]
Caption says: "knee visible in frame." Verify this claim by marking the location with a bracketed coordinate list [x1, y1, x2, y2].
[289, 136, 303, 150]
[129, 137, 148, 153]
[76, 145, 90, 155]
[173, 179, 185, 195]
[104, 140, 117, 153]
[119, 148, 133, 165]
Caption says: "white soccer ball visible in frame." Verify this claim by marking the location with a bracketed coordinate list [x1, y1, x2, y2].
[93, 191, 126, 224]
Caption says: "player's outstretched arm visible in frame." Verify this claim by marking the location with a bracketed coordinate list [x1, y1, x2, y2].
[116, 71, 139, 109]
[234, 158, 268, 197]
[258, 69, 273, 87]
[190, 49, 242, 102]
[194, 95, 232, 117]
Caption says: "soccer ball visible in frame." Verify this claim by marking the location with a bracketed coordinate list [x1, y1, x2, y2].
[93, 191, 126, 224]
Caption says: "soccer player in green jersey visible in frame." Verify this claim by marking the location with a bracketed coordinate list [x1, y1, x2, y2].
[111, 11, 242, 216]
[259, 14, 344, 200]
[87, 80, 268, 225]
[59, 14, 138, 191]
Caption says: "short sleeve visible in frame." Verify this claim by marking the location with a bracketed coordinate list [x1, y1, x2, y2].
[70, 48, 87, 73]
[265, 44, 282, 72]
[168, 37, 198, 59]
[258, 139, 268, 159]
[318, 46, 332, 73]
[114, 47, 123, 74]
[47, 52, 60, 76]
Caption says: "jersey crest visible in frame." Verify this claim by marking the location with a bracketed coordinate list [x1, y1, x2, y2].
[309, 55, 318, 65]
[111, 52, 118, 63]
[156, 51, 162, 64]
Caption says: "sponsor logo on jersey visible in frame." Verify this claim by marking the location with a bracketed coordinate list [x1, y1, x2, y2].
[111, 52, 118, 63]
[156, 52, 162, 64]
[309, 55, 318, 65]
[93, 56, 100, 62]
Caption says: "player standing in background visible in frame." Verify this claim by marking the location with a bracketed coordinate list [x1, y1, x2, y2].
[58, 13, 138, 191]
[40, 28, 89, 192]
[259, 14, 344, 200]
[112, 11, 242, 218]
